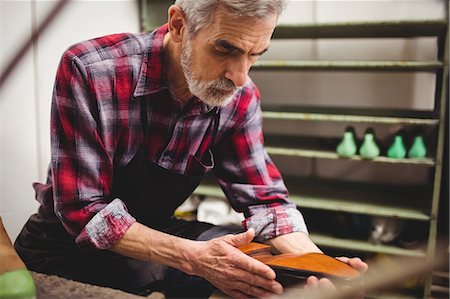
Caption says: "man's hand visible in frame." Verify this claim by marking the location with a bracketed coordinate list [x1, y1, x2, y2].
[304, 256, 368, 297]
[187, 228, 283, 299]
[111, 223, 281, 298]
[335, 257, 368, 274]
[265, 231, 368, 296]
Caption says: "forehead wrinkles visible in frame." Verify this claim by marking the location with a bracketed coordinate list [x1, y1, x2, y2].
[204, 11, 276, 53]
[215, 29, 270, 49]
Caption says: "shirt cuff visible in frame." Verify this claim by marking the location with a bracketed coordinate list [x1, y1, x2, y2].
[242, 203, 308, 242]
[75, 198, 136, 250]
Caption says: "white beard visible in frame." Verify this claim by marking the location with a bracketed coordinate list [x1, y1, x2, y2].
[180, 39, 239, 107]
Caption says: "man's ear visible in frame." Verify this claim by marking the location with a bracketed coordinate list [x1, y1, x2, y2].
[167, 5, 187, 43]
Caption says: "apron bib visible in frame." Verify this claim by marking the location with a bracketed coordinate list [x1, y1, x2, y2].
[14, 105, 240, 296]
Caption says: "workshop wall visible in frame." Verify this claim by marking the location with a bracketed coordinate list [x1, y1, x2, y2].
[0, 0, 139, 240]
[252, 0, 446, 184]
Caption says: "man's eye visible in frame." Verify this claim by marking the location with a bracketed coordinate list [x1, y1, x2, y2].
[215, 47, 231, 56]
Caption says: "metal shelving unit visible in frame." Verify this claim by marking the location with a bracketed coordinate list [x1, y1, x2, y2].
[193, 19, 448, 298]
[196, 176, 432, 222]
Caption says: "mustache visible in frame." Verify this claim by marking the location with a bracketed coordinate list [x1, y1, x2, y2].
[207, 78, 236, 91]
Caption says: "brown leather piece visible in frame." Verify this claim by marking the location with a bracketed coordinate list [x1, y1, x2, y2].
[239, 242, 360, 280]
[238, 242, 272, 255]
[0, 217, 27, 274]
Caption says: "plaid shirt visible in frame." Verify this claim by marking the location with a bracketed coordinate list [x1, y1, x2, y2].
[34, 24, 307, 251]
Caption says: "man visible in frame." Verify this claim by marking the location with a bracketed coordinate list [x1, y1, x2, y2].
[15, 0, 367, 298]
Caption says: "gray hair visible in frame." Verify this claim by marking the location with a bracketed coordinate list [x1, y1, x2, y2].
[174, 0, 286, 36]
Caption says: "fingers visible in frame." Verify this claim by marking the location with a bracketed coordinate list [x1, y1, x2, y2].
[334, 257, 367, 299]
[336, 256, 368, 273]
[305, 275, 319, 289]
[305, 276, 336, 291]
[233, 248, 277, 280]
[234, 280, 281, 298]
[232, 266, 283, 294]
[222, 229, 277, 280]
[212, 265, 283, 298]
[306, 274, 365, 299]
[306, 258, 367, 299]
[207, 230, 283, 297]
[217, 271, 283, 298]
[225, 228, 255, 248]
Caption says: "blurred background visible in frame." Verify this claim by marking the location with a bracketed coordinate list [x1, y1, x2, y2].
[1, 0, 140, 239]
[1, 1, 448, 298]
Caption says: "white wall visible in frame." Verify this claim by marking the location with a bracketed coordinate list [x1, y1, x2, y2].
[0, 0, 38, 241]
[252, 0, 446, 184]
[257, 0, 445, 110]
[0, 0, 139, 240]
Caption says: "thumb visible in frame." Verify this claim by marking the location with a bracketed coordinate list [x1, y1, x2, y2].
[226, 228, 255, 248]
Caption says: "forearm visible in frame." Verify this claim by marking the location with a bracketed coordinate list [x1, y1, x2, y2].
[265, 232, 322, 254]
[112, 225, 284, 298]
[109, 222, 197, 274]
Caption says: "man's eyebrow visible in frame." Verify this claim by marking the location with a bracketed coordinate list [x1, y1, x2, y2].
[215, 39, 269, 56]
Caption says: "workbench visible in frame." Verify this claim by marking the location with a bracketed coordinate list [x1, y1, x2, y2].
[31, 272, 165, 299]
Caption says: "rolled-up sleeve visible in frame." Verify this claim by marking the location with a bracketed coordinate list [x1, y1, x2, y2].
[214, 85, 308, 241]
[51, 50, 136, 250]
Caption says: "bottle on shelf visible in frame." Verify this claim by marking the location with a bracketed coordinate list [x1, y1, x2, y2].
[387, 134, 407, 159]
[408, 135, 427, 158]
[336, 127, 358, 158]
[359, 128, 380, 159]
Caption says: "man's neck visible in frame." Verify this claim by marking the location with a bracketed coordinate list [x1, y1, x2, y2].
[163, 33, 193, 103]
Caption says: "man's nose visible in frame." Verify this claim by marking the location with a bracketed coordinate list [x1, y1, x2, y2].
[224, 57, 250, 87]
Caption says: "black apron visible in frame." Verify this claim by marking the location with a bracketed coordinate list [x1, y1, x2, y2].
[15, 104, 242, 297]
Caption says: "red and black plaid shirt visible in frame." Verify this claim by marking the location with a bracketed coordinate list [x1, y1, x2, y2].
[34, 24, 307, 250]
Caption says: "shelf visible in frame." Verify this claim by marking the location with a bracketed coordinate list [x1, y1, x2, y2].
[262, 111, 439, 125]
[310, 233, 426, 257]
[273, 20, 448, 39]
[261, 106, 439, 124]
[264, 135, 435, 166]
[251, 60, 442, 72]
[194, 177, 431, 221]
[266, 146, 435, 166]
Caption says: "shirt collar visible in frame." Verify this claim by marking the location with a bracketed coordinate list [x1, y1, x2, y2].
[133, 24, 218, 114]
[133, 24, 169, 97]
